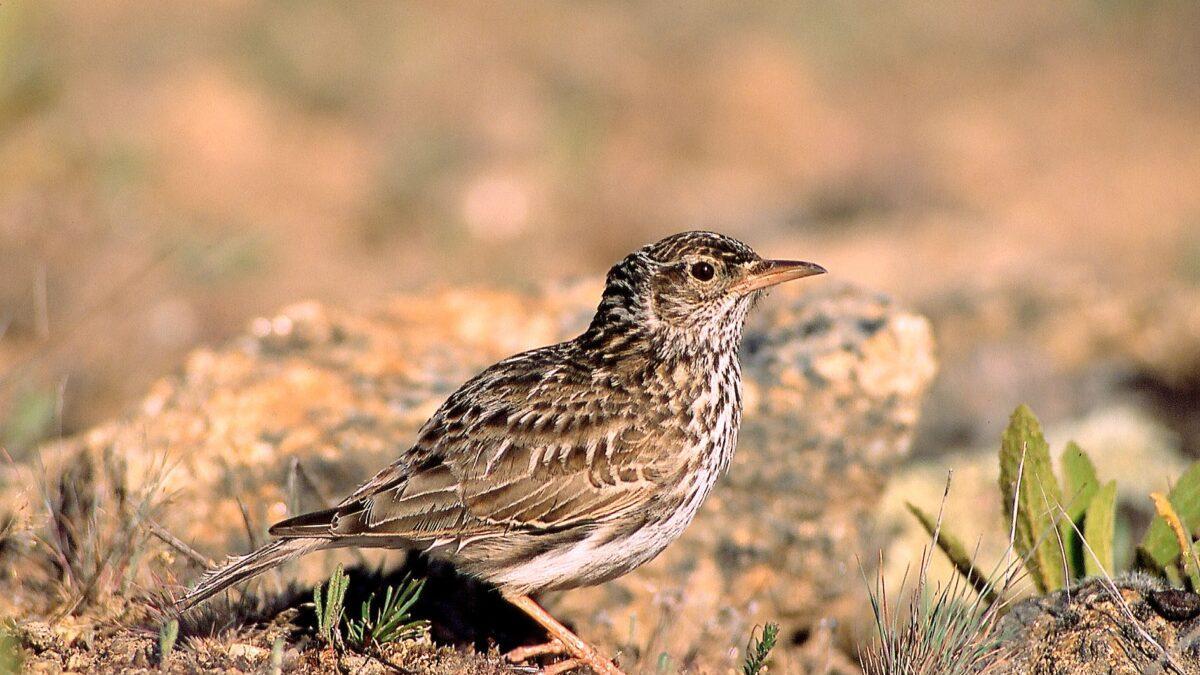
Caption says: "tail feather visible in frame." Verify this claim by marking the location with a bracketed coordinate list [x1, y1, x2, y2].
[268, 507, 340, 537]
[174, 538, 324, 613]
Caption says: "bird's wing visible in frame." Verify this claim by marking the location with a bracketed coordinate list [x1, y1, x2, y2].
[271, 348, 684, 543]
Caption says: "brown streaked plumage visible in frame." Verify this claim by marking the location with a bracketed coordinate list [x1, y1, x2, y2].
[176, 231, 825, 674]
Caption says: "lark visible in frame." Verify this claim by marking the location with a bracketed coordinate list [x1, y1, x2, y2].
[176, 231, 825, 674]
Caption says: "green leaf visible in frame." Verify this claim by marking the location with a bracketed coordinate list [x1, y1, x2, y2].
[1083, 481, 1116, 577]
[1060, 442, 1100, 582]
[1139, 461, 1200, 572]
[158, 619, 179, 669]
[1061, 442, 1099, 521]
[0, 627, 23, 675]
[314, 564, 349, 646]
[906, 502, 999, 604]
[268, 637, 283, 675]
[998, 405, 1067, 592]
[1150, 492, 1200, 591]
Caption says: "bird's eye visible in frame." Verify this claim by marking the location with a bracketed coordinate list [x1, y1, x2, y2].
[690, 261, 715, 281]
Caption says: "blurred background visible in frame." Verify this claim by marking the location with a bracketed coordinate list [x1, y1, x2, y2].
[1, 1, 1198, 464]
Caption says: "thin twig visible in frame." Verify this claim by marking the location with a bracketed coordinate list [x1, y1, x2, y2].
[147, 520, 212, 568]
[236, 498, 261, 550]
[294, 458, 335, 508]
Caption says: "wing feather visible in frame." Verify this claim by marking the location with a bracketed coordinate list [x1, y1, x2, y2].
[270, 344, 685, 545]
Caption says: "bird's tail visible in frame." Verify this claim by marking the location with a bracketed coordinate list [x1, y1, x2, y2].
[174, 537, 325, 613]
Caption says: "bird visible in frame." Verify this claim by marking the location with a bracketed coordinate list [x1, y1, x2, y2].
[175, 231, 825, 674]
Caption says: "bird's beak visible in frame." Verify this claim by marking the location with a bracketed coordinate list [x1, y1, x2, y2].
[731, 259, 827, 295]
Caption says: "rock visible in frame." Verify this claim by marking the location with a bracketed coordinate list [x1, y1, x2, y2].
[3, 281, 935, 666]
[915, 277, 1200, 456]
[994, 574, 1200, 673]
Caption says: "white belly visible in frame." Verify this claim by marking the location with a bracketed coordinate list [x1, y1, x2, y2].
[492, 434, 730, 592]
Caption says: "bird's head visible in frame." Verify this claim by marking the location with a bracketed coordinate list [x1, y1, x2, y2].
[585, 231, 825, 356]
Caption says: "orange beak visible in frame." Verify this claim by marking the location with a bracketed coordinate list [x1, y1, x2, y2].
[731, 259, 826, 295]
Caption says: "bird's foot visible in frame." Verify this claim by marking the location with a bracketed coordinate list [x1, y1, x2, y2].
[506, 639, 566, 662]
[505, 641, 582, 674]
[504, 637, 622, 674]
[503, 593, 625, 674]
[542, 659, 582, 675]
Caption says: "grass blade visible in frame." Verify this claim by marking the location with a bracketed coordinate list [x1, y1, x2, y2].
[905, 502, 999, 605]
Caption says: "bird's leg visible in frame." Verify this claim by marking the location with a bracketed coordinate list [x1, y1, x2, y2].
[503, 593, 625, 675]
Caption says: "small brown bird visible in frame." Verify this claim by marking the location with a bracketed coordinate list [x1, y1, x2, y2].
[177, 231, 825, 674]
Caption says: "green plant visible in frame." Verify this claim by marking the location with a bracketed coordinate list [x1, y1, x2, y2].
[905, 502, 999, 604]
[158, 619, 178, 669]
[876, 404, 1200, 674]
[870, 476, 1011, 675]
[1061, 441, 1100, 575]
[1138, 462, 1200, 586]
[345, 575, 428, 648]
[268, 636, 283, 675]
[311, 566, 428, 652]
[913, 404, 1200, 598]
[862, 567, 1005, 675]
[313, 565, 349, 647]
[741, 623, 778, 675]
[1083, 481, 1117, 577]
[0, 626, 23, 675]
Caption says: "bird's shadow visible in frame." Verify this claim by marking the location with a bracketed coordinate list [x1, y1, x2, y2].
[173, 553, 550, 653]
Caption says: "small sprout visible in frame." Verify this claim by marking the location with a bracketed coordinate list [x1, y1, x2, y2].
[314, 565, 349, 647]
[158, 618, 179, 669]
[0, 626, 23, 674]
[346, 575, 428, 648]
[268, 636, 284, 675]
[741, 623, 778, 675]
[861, 559, 1007, 675]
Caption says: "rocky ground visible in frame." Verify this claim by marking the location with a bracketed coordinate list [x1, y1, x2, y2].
[5, 270, 1200, 675]
[993, 574, 1200, 673]
[6, 273, 1200, 673]
[1, 281, 932, 673]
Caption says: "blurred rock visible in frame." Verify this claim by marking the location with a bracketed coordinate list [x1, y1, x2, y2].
[915, 277, 1200, 457]
[5, 281, 935, 664]
[994, 574, 1200, 673]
